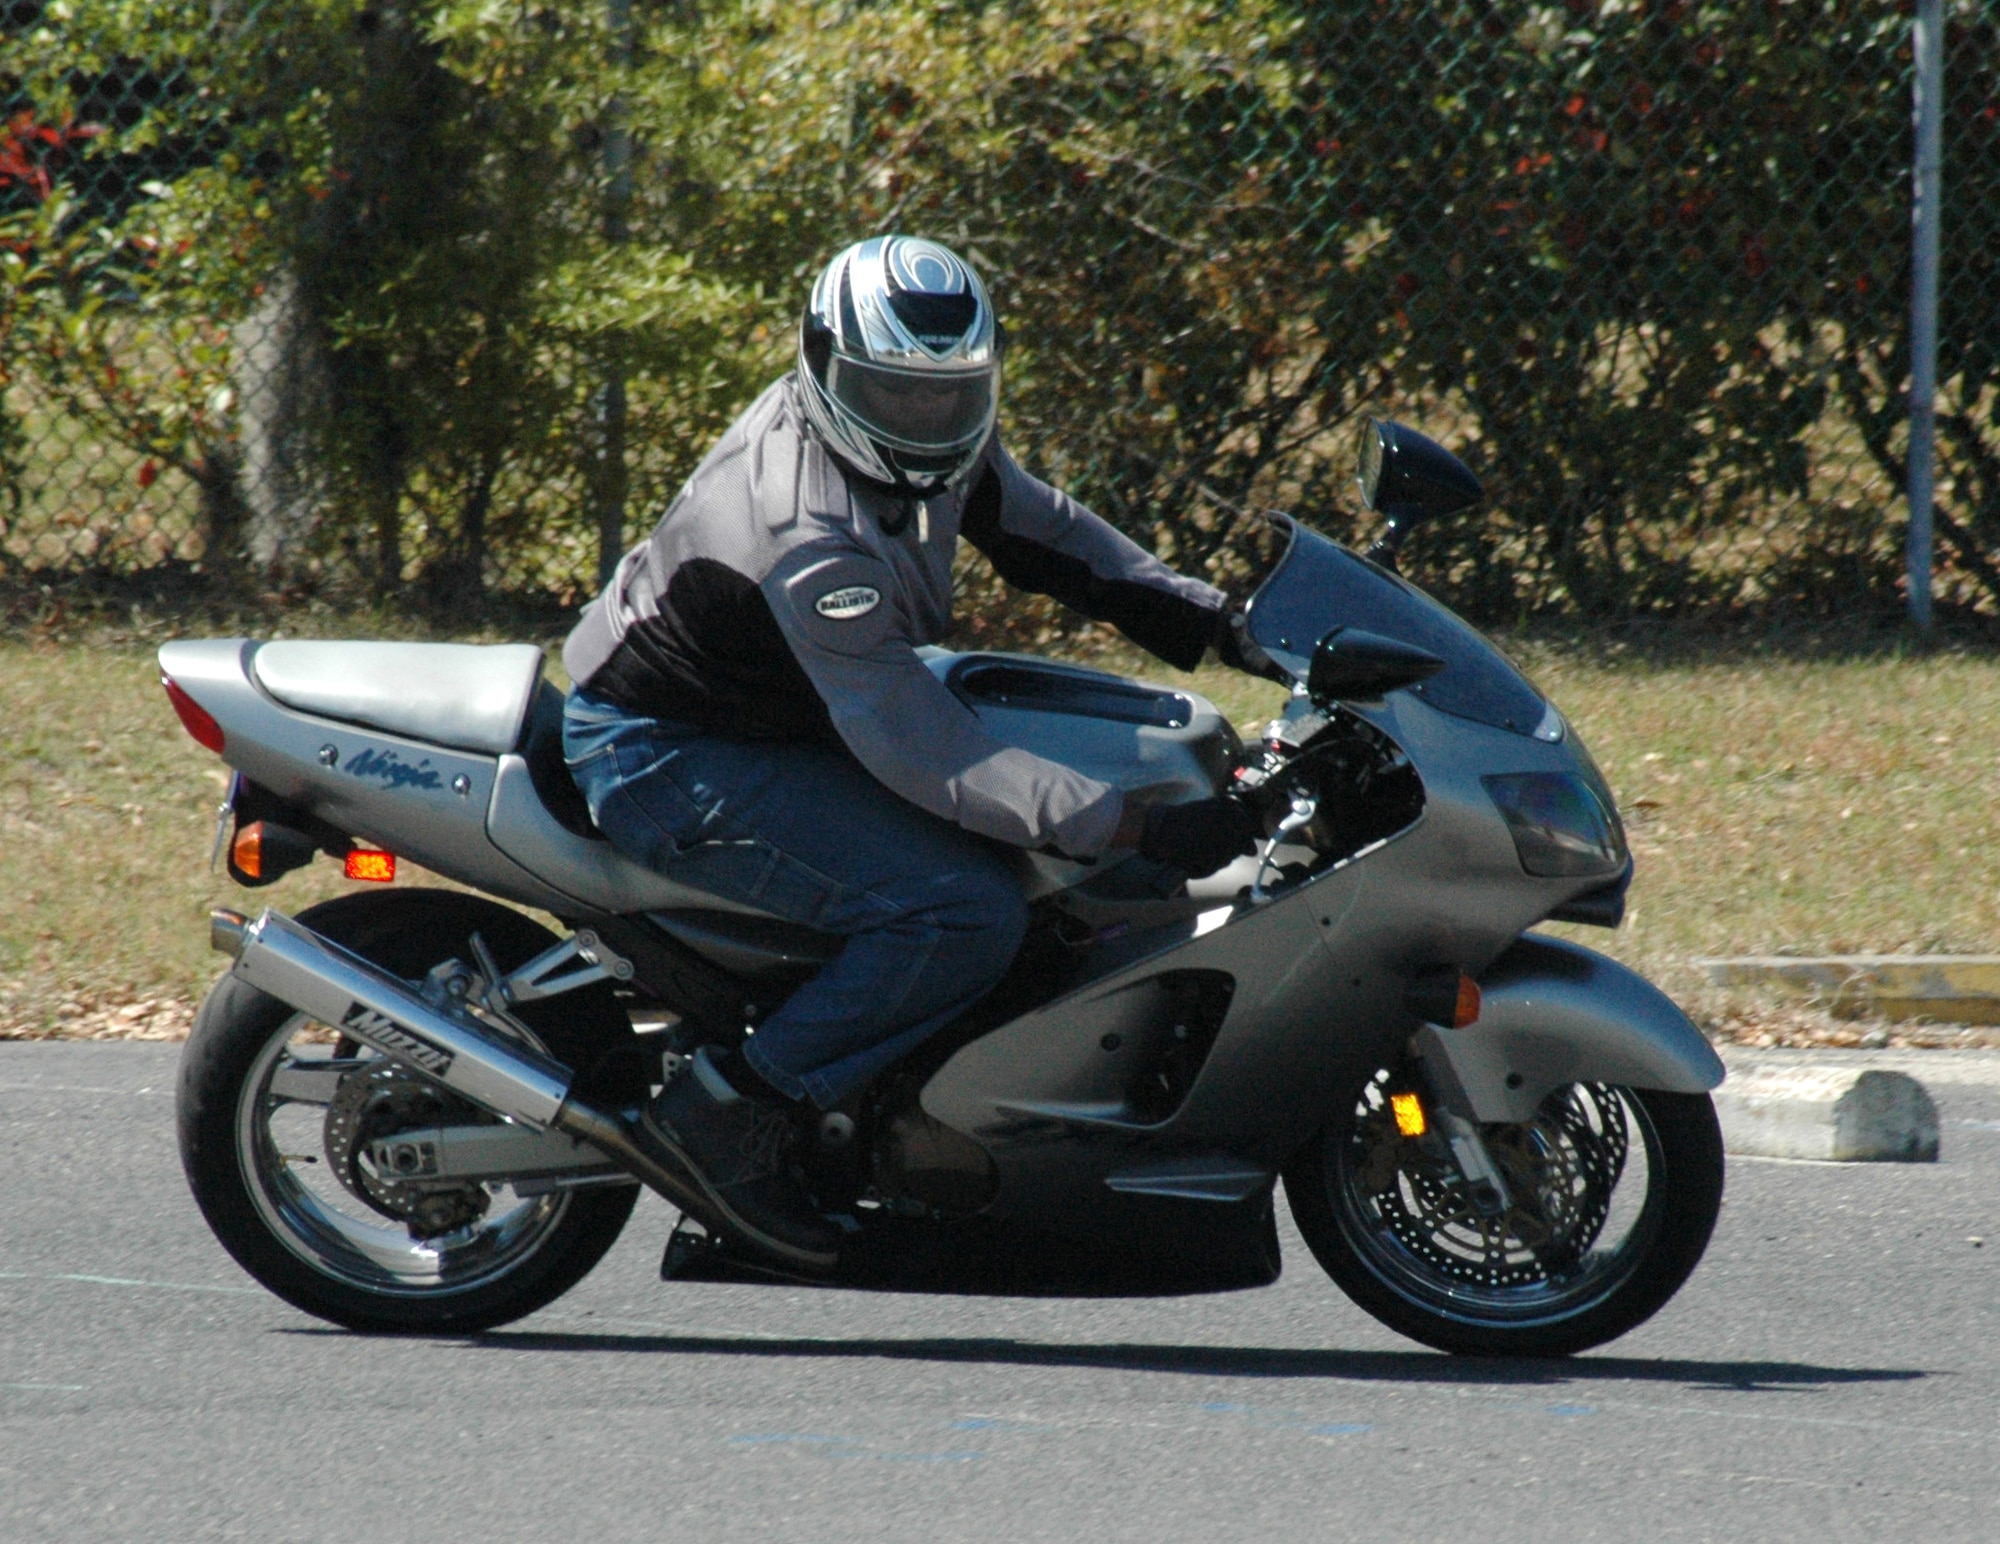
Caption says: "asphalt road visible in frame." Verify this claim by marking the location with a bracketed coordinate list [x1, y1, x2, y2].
[6, 1040, 2000, 1544]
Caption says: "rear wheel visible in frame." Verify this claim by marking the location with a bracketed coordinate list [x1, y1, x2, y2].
[178, 890, 641, 1334]
[1285, 1062, 1723, 1357]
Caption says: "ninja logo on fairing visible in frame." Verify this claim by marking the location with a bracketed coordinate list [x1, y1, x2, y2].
[344, 748, 445, 791]
[340, 1005, 455, 1076]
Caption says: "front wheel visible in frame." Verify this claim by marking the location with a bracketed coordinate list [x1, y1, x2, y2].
[178, 890, 642, 1334]
[1285, 1063, 1723, 1357]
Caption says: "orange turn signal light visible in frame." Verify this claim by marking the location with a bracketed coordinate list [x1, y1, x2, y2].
[1406, 966, 1483, 1031]
[1453, 973, 1482, 1030]
[345, 848, 396, 883]
[233, 822, 267, 880]
[228, 820, 317, 886]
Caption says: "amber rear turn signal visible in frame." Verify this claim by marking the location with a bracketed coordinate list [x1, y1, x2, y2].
[227, 820, 318, 887]
[1453, 973, 1482, 1029]
[345, 848, 396, 883]
[232, 823, 267, 880]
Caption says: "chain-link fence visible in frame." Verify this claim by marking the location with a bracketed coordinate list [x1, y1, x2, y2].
[3, 2, 1996, 624]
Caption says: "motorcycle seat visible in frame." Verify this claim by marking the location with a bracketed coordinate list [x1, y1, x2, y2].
[252, 641, 547, 756]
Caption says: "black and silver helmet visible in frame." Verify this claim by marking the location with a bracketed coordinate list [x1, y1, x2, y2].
[797, 235, 1000, 496]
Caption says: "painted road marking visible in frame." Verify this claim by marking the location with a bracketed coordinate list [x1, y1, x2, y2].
[0, 1270, 259, 1295]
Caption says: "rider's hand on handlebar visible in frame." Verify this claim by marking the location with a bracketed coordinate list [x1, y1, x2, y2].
[1213, 610, 1287, 683]
[1132, 796, 1262, 878]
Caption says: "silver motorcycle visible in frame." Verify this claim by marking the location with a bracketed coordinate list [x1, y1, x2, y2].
[161, 421, 1723, 1357]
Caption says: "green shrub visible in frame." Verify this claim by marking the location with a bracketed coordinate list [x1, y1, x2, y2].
[5, 1, 1995, 621]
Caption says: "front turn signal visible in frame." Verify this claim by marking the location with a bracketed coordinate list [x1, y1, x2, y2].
[345, 848, 396, 883]
[1405, 966, 1482, 1029]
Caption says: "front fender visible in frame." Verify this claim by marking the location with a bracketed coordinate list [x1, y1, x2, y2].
[1418, 934, 1725, 1125]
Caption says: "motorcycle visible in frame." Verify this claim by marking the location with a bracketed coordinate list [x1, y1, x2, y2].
[161, 420, 1723, 1357]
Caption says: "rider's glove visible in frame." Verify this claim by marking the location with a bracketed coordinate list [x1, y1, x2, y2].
[1139, 797, 1262, 878]
[1214, 610, 1287, 683]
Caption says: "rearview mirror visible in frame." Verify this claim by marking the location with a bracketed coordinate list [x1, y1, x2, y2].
[1357, 419, 1482, 569]
[1307, 627, 1446, 703]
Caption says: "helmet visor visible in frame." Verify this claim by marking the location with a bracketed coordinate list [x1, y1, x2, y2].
[825, 355, 995, 452]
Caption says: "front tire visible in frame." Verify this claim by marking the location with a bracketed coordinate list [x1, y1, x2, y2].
[1285, 1064, 1723, 1357]
[178, 890, 642, 1334]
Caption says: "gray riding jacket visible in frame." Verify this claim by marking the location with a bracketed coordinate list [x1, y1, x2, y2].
[563, 375, 1225, 858]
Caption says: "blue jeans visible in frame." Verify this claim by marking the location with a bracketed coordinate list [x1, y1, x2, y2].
[563, 688, 1029, 1109]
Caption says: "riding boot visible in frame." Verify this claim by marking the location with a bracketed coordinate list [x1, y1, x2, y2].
[637, 1045, 840, 1270]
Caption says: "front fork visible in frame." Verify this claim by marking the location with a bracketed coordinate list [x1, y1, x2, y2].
[1399, 1045, 1515, 1218]
[1434, 1108, 1514, 1216]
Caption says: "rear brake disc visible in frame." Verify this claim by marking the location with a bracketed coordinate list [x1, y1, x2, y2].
[323, 1060, 491, 1238]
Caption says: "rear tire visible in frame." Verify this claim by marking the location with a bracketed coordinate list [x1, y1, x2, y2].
[1285, 1064, 1723, 1357]
[178, 890, 641, 1334]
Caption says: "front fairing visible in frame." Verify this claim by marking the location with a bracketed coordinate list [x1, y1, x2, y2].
[1244, 515, 1558, 741]
[1241, 514, 1627, 910]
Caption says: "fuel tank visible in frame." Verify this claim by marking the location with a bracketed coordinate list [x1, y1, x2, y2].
[924, 651, 1240, 803]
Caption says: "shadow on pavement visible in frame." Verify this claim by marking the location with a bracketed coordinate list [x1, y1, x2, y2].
[437, 1330, 1925, 1393]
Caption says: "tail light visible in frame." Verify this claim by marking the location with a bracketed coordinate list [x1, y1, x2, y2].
[161, 673, 225, 754]
[345, 848, 396, 883]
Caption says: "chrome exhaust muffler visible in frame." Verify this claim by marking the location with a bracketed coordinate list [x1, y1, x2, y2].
[211, 907, 707, 1215]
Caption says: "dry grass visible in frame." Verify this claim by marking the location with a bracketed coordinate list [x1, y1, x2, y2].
[1514, 634, 2000, 1048]
[8, 607, 2000, 1049]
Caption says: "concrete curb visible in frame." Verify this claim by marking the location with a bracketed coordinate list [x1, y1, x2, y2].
[1717, 1045, 2000, 1087]
[1697, 955, 2000, 1024]
[1711, 1062, 1939, 1162]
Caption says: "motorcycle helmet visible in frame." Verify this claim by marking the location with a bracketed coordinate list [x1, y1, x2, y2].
[797, 235, 1000, 496]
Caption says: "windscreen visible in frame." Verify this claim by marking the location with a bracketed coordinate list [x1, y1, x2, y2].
[1246, 517, 1551, 737]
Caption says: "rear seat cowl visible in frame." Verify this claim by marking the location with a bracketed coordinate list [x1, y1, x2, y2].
[250, 641, 547, 756]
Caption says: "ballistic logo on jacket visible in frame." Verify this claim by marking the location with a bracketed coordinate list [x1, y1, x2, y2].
[340, 1004, 455, 1076]
[344, 747, 445, 791]
[815, 586, 881, 620]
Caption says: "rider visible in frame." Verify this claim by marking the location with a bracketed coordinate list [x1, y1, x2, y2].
[561, 235, 1265, 1269]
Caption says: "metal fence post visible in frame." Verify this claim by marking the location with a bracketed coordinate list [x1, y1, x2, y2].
[1907, 0, 1944, 631]
[595, 0, 635, 587]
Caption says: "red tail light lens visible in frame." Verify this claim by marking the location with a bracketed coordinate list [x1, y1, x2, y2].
[345, 848, 396, 883]
[161, 673, 225, 754]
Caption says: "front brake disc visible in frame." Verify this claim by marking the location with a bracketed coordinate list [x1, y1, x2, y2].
[1355, 1081, 1628, 1289]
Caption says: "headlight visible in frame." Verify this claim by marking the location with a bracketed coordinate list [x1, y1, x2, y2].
[1482, 772, 1627, 878]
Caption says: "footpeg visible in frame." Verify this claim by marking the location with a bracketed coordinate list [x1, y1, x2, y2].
[661, 1218, 725, 1280]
